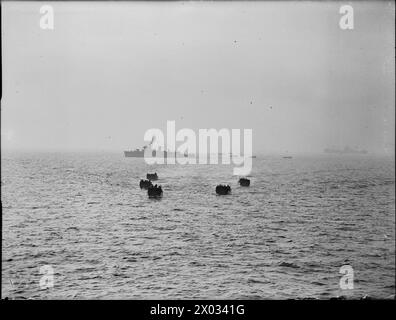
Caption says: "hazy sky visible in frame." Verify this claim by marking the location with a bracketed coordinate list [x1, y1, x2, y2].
[1, 1, 395, 154]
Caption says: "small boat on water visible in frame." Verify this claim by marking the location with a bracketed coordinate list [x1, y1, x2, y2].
[146, 173, 158, 181]
[148, 185, 163, 198]
[283, 156, 292, 159]
[139, 179, 153, 189]
[238, 177, 250, 186]
[216, 184, 231, 195]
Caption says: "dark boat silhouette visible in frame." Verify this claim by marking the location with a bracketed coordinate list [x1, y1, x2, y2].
[238, 178, 250, 186]
[148, 185, 163, 198]
[146, 173, 158, 181]
[139, 179, 153, 189]
[216, 184, 231, 195]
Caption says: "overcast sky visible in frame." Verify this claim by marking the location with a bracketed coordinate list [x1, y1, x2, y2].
[1, 1, 395, 154]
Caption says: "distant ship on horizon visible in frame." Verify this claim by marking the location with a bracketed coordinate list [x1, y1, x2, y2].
[124, 148, 257, 159]
[124, 146, 187, 158]
[124, 148, 145, 157]
[324, 146, 368, 155]
[218, 153, 257, 159]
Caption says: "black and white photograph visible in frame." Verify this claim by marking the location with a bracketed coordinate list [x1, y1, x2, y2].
[1, 0, 395, 305]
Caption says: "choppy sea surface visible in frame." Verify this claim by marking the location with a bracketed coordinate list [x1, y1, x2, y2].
[1, 152, 395, 299]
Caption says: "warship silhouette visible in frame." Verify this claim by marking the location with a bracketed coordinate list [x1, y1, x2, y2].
[324, 146, 368, 154]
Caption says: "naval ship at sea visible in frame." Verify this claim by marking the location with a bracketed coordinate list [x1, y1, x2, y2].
[124, 147, 146, 157]
[124, 146, 188, 158]
[324, 146, 368, 155]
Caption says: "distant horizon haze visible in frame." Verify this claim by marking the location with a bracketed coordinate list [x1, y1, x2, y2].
[1, 1, 395, 155]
